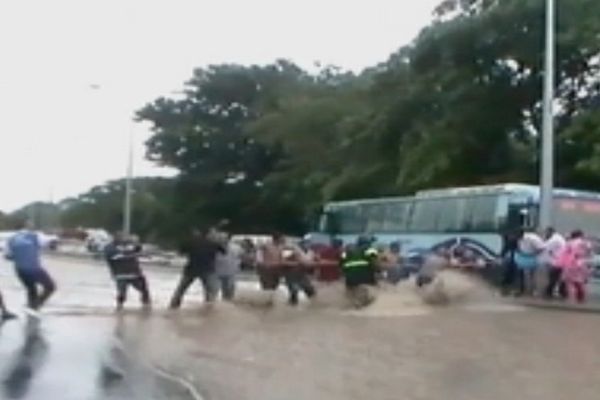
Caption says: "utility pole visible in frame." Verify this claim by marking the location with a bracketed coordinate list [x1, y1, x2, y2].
[123, 124, 134, 236]
[539, 0, 555, 229]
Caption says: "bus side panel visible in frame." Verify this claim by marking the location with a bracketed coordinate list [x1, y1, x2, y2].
[329, 233, 503, 259]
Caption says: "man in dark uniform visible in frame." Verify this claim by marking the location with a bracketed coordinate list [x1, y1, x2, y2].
[104, 232, 151, 310]
[341, 236, 379, 308]
[169, 228, 225, 308]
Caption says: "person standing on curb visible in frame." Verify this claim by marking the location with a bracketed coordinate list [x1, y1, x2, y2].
[104, 232, 151, 311]
[559, 230, 592, 304]
[542, 227, 566, 299]
[514, 229, 544, 296]
[500, 231, 519, 296]
[169, 228, 224, 308]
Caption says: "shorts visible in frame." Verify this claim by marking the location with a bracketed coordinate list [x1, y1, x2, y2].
[258, 266, 282, 290]
[515, 252, 538, 270]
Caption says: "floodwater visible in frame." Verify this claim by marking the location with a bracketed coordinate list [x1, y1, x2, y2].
[1, 257, 600, 400]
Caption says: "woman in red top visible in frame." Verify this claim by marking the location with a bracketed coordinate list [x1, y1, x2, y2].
[315, 239, 343, 282]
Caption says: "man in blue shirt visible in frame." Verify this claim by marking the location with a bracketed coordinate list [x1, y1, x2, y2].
[6, 221, 57, 313]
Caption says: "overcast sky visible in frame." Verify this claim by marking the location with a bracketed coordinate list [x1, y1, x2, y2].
[0, 0, 439, 211]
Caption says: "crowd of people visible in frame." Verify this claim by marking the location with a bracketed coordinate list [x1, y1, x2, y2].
[501, 227, 595, 303]
[0, 220, 409, 318]
[0, 221, 597, 322]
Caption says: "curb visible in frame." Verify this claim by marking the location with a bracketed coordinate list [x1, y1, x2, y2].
[516, 299, 600, 314]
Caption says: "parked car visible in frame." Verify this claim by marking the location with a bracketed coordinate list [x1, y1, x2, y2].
[85, 229, 112, 254]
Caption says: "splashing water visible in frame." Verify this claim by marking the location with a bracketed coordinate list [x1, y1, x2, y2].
[231, 270, 498, 318]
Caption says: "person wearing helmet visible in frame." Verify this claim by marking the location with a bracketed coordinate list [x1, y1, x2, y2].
[340, 235, 380, 308]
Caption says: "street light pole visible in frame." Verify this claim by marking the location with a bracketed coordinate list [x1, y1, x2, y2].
[89, 83, 135, 235]
[123, 124, 134, 235]
[539, 0, 555, 229]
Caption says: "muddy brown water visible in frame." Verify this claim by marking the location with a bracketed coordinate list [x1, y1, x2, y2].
[2, 258, 600, 400]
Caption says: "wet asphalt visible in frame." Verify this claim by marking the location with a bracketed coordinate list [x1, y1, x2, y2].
[1, 256, 600, 400]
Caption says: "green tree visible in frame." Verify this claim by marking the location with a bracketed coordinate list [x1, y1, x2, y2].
[364, 0, 600, 192]
[137, 61, 316, 234]
[60, 177, 176, 244]
[132, 0, 600, 235]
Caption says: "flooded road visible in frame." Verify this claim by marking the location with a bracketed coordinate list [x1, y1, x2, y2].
[1, 256, 600, 400]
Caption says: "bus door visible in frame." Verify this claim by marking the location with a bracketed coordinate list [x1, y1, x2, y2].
[507, 198, 538, 230]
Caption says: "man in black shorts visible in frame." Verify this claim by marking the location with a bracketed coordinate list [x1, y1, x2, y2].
[169, 228, 225, 308]
[104, 233, 151, 310]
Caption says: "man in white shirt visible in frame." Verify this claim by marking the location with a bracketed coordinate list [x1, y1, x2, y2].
[215, 236, 243, 301]
[515, 229, 545, 296]
[541, 227, 566, 299]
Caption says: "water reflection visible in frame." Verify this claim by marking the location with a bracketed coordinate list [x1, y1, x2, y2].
[2, 318, 49, 399]
[95, 313, 156, 399]
[96, 316, 127, 396]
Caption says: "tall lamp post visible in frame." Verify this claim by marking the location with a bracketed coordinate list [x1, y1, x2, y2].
[539, 0, 555, 229]
[89, 84, 135, 236]
[123, 123, 134, 236]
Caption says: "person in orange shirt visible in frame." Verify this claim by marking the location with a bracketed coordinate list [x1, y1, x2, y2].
[315, 238, 343, 282]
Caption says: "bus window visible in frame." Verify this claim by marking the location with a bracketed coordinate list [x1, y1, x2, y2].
[364, 203, 385, 233]
[436, 197, 466, 232]
[463, 195, 500, 232]
[323, 210, 340, 235]
[410, 198, 440, 232]
[337, 206, 365, 234]
[381, 201, 411, 232]
[495, 194, 510, 229]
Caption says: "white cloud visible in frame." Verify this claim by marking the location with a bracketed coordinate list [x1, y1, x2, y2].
[0, 0, 438, 211]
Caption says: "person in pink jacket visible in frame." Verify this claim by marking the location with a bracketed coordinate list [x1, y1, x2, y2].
[558, 230, 592, 304]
